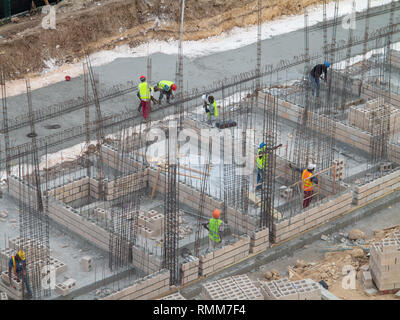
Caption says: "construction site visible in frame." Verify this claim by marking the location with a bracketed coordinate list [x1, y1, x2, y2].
[0, 0, 400, 302]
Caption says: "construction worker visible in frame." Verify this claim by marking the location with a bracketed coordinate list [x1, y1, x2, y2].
[137, 75, 158, 120]
[31, 0, 49, 11]
[8, 250, 32, 298]
[289, 163, 319, 208]
[155, 80, 177, 104]
[203, 209, 224, 251]
[202, 94, 218, 125]
[255, 142, 282, 192]
[309, 61, 330, 97]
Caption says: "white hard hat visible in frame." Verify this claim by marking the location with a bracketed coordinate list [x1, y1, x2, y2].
[307, 163, 316, 170]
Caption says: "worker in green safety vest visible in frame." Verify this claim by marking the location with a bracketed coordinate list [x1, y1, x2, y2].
[203, 209, 223, 251]
[154, 80, 177, 104]
[202, 94, 218, 125]
[255, 142, 282, 192]
[137, 75, 159, 120]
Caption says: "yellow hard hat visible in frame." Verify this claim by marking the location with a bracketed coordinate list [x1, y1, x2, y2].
[17, 250, 26, 261]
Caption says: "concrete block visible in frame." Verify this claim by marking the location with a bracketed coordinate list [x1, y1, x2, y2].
[80, 256, 92, 272]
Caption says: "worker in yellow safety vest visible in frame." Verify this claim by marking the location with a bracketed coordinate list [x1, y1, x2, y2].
[137, 75, 159, 120]
[154, 80, 177, 104]
[203, 209, 224, 251]
[289, 163, 318, 208]
[8, 250, 32, 298]
[202, 94, 218, 125]
[255, 142, 282, 192]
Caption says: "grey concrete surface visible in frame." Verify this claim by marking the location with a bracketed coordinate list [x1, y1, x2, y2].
[2, 2, 400, 157]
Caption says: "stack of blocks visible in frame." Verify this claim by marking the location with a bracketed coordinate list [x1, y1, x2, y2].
[180, 257, 199, 285]
[348, 97, 400, 134]
[1, 271, 23, 291]
[250, 228, 269, 254]
[55, 278, 76, 296]
[199, 235, 250, 276]
[102, 269, 170, 300]
[93, 207, 109, 221]
[0, 248, 14, 271]
[80, 256, 92, 272]
[260, 278, 321, 300]
[370, 234, 400, 291]
[202, 275, 263, 300]
[138, 210, 164, 238]
[0, 271, 23, 300]
[332, 159, 344, 181]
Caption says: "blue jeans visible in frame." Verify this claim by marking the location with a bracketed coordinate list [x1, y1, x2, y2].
[256, 168, 263, 191]
[159, 90, 172, 102]
[17, 271, 32, 296]
[309, 73, 320, 97]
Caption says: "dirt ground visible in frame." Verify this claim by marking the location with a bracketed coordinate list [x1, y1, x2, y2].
[0, 0, 331, 80]
[264, 225, 400, 300]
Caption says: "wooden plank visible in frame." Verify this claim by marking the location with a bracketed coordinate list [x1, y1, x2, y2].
[151, 167, 161, 200]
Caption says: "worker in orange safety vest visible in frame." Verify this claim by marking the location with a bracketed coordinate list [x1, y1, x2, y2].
[289, 163, 318, 208]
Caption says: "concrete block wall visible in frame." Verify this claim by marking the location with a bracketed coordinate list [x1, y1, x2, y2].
[260, 278, 321, 300]
[258, 92, 374, 153]
[8, 175, 38, 207]
[361, 82, 400, 109]
[389, 50, 400, 70]
[104, 170, 148, 201]
[249, 228, 269, 254]
[101, 144, 145, 172]
[388, 142, 400, 164]
[275, 155, 347, 198]
[370, 236, 400, 291]
[48, 176, 89, 204]
[102, 269, 170, 300]
[202, 274, 263, 300]
[0, 275, 23, 300]
[89, 178, 101, 200]
[48, 198, 110, 252]
[180, 257, 199, 286]
[148, 167, 225, 220]
[353, 168, 400, 205]
[0, 248, 14, 271]
[272, 191, 352, 243]
[226, 206, 259, 234]
[132, 245, 162, 275]
[2, 260, 44, 295]
[199, 235, 250, 277]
